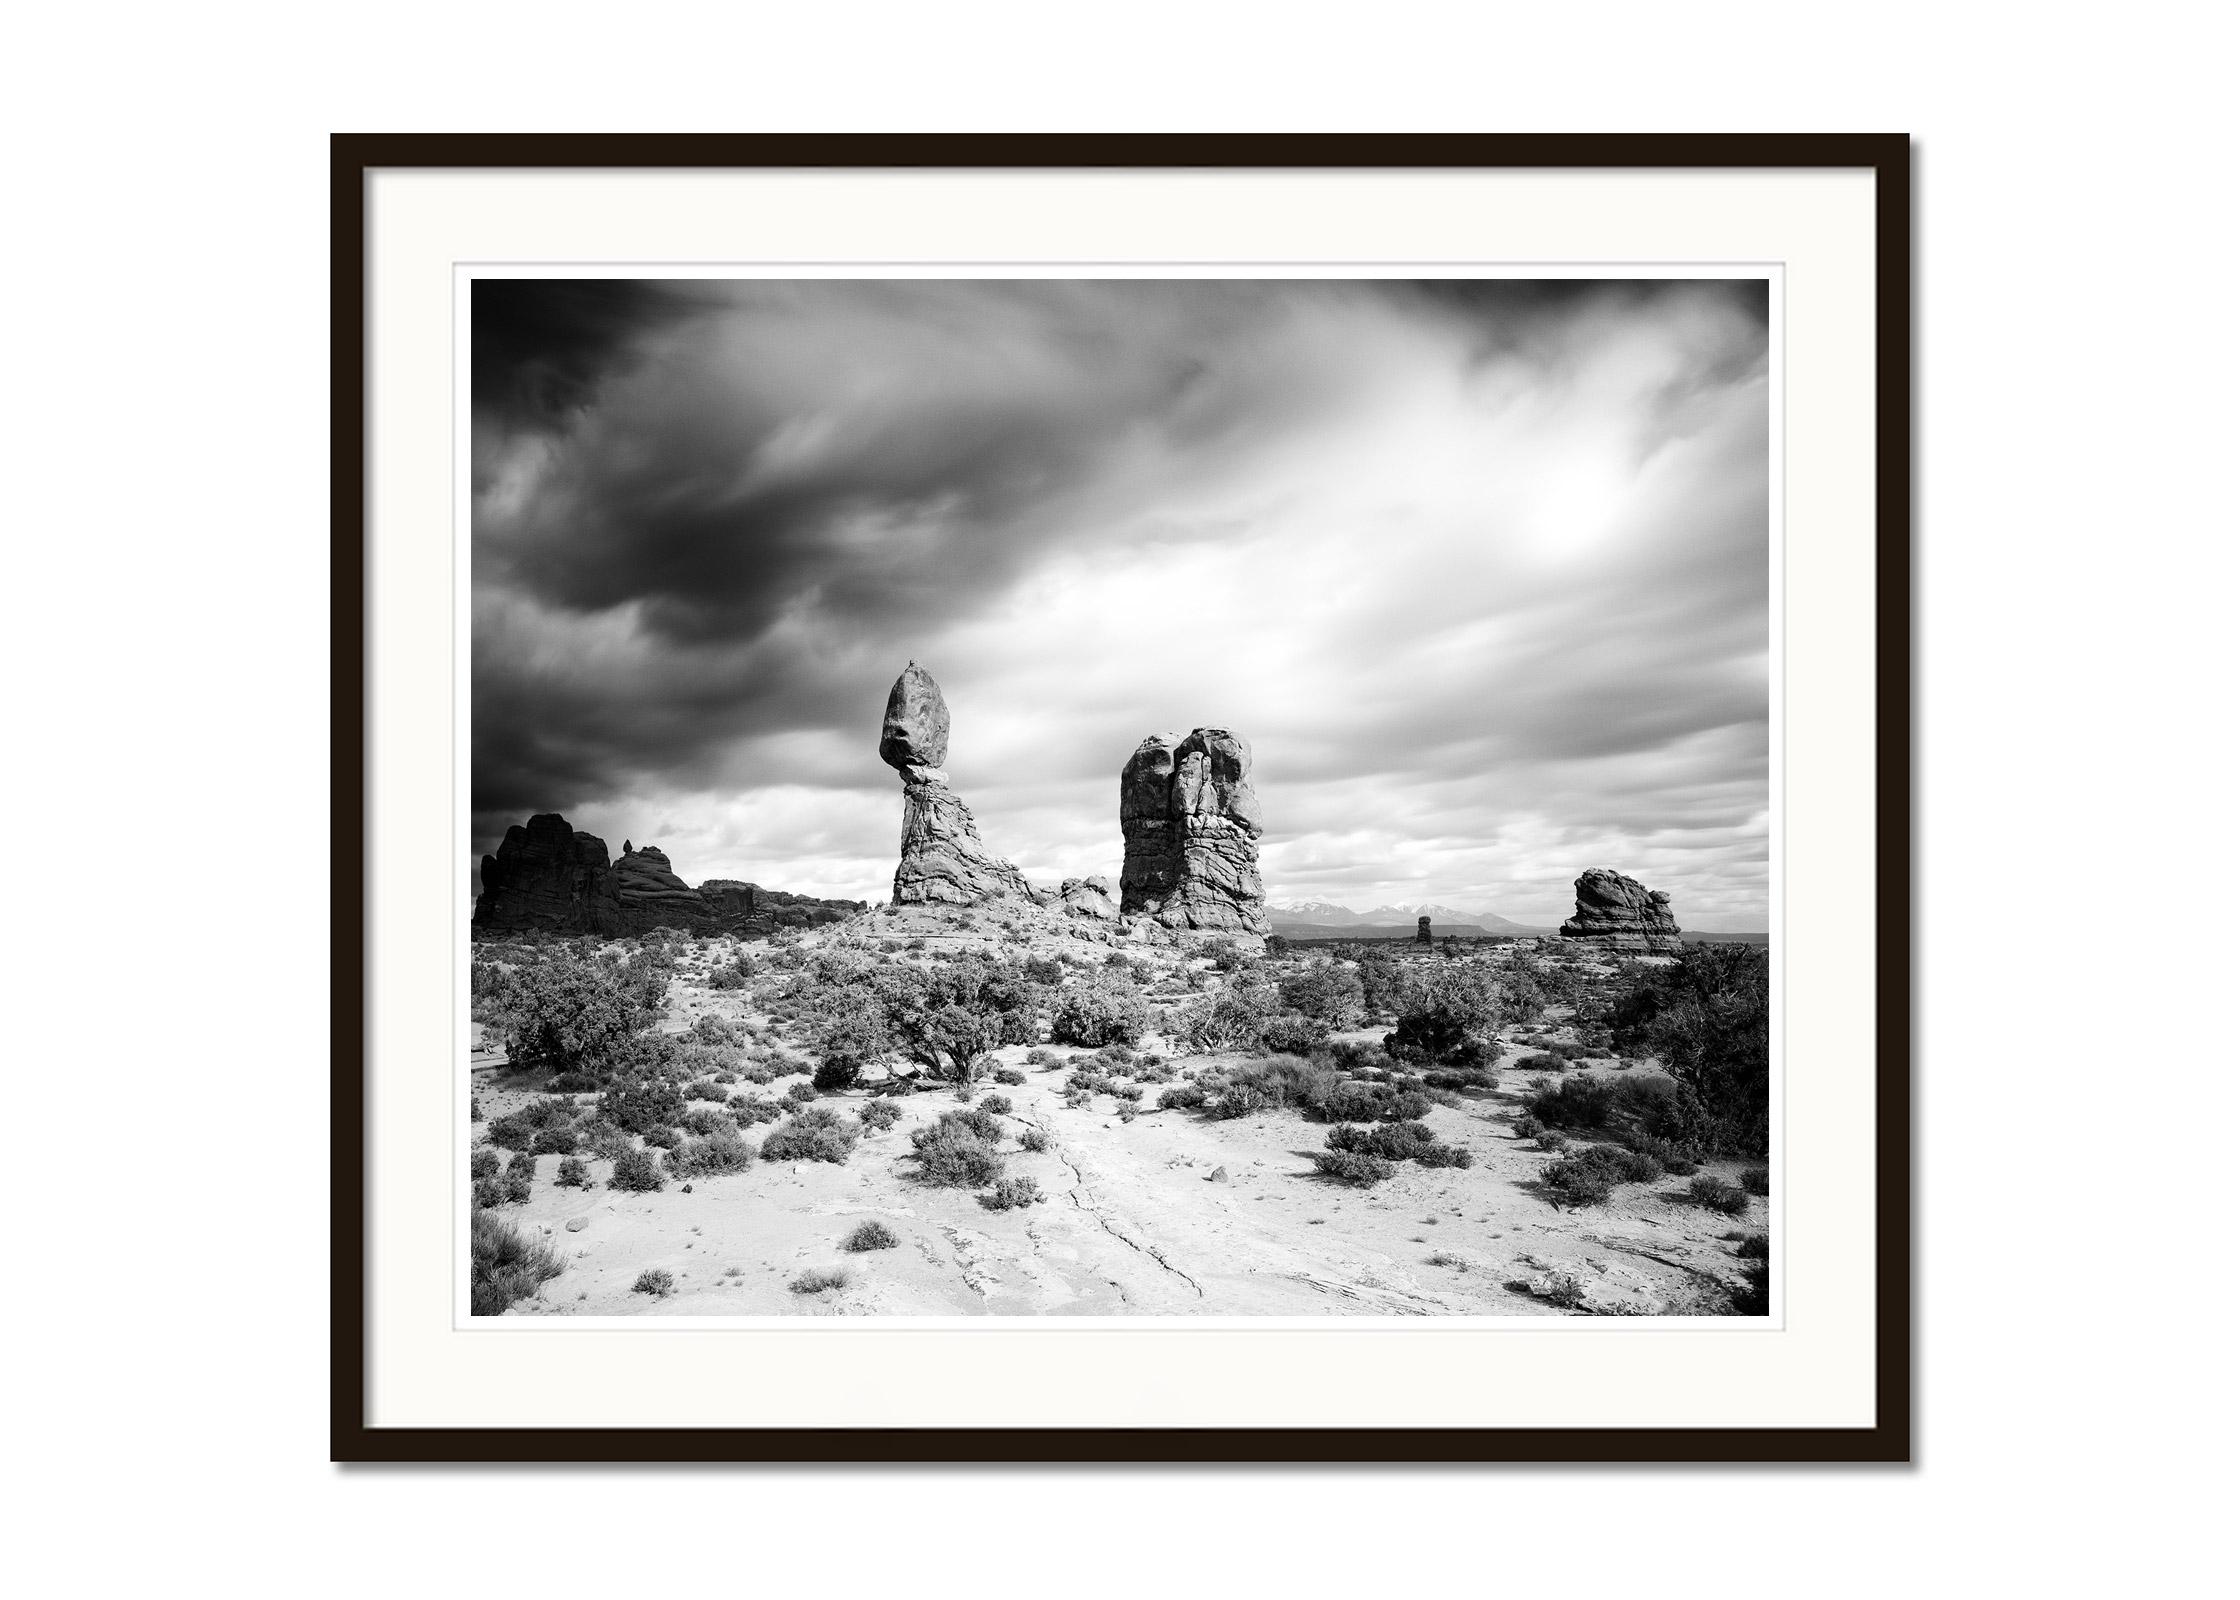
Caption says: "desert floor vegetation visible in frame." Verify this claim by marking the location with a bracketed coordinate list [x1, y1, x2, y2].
[468, 917, 1769, 1317]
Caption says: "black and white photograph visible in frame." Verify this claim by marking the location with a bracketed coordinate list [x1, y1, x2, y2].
[466, 275, 1776, 1319]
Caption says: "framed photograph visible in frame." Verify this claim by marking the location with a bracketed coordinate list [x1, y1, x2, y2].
[336, 134, 1910, 1461]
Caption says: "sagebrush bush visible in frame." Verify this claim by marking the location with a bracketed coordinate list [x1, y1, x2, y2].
[555, 1156, 590, 1188]
[857, 1098, 902, 1132]
[470, 1146, 501, 1180]
[1018, 1125, 1050, 1153]
[632, 1267, 675, 1297]
[909, 1117, 1005, 1187]
[1259, 1012, 1331, 1056]
[843, 1219, 899, 1252]
[640, 1124, 681, 1149]
[978, 1094, 1013, 1116]
[811, 1059, 862, 1092]
[685, 1078, 729, 1102]
[978, 1176, 1044, 1211]
[471, 1209, 566, 1315]
[1739, 1165, 1770, 1196]
[531, 1124, 579, 1155]
[991, 1067, 1027, 1087]
[1688, 1174, 1751, 1215]
[729, 1095, 783, 1127]
[1311, 1149, 1396, 1185]
[785, 1081, 820, 1104]
[1540, 1144, 1662, 1207]
[679, 1107, 733, 1137]
[665, 1131, 755, 1178]
[1049, 983, 1151, 1048]
[789, 1266, 851, 1294]
[1737, 1231, 1770, 1260]
[760, 1106, 860, 1164]
[609, 1148, 665, 1192]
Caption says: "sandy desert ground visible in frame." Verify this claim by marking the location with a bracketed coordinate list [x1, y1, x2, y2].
[470, 912, 1767, 1318]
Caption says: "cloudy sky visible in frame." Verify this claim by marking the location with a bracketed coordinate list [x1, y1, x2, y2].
[472, 277, 1769, 929]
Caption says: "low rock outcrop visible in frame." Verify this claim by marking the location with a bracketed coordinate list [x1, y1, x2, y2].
[880, 661, 1034, 908]
[1118, 728, 1267, 934]
[1057, 875, 1119, 921]
[474, 814, 862, 937]
[1557, 867, 1682, 953]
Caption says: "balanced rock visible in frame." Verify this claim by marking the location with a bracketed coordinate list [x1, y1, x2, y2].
[474, 813, 625, 935]
[880, 662, 1033, 908]
[1118, 728, 1267, 934]
[1558, 867, 1682, 953]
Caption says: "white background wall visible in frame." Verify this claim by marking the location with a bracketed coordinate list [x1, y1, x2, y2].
[3, 3, 2230, 1594]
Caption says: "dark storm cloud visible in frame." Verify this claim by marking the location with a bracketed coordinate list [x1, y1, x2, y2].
[472, 277, 1771, 922]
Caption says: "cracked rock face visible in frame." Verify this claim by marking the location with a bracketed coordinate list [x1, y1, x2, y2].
[1118, 728, 1267, 934]
[1557, 867, 1682, 953]
[880, 662, 1032, 908]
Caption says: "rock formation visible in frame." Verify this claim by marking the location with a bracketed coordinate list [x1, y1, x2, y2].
[880, 661, 1034, 908]
[474, 813, 862, 937]
[1118, 728, 1267, 934]
[613, 844, 717, 934]
[1057, 875, 1119, 921]
[1416, 916, 1432, 945]
[474, 813, 625, 935]
[1558, 867, 1683, 953]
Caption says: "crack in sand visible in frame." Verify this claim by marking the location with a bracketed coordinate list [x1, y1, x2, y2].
[1040, 1122, 1203, 1297]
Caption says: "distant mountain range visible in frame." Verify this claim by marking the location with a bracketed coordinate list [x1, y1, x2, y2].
[1265, 898, 1558, 937]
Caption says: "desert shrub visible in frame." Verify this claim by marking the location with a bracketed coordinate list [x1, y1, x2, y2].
[598, 1072, 687, 1135]
[1541, 1145, 1663, 1206]
[555, 1156, 590, 1188]
[1177, 974, 1279, 1052]
[547, 1071, 600, 1093]
[1737, 1231, 1770, 1260]
[586, 1128, 636, 1162]
[1259, 1012, 1331, 1056]
[843, 1219, 899, 1252]
[1739, 1165, 1770, 1196]
[978, 1093, 1013, 1116]
[875, 955, 1043, 1083]
[857, 1098, 902, 1132]
[1514, 1051, 1569, 1072]
[471, 1210, 566, 1314]
[1024, 1048, 1058, 1068]
[1528, 1075, 1616, 1129]
[1422, 1063, 1499, 1092]
[665, 1131, 754, 1178]
[1157, 1083, 1208, 1111]
[1383, 961, 1501, 1065]
[760, 1106, 859, 1164]
[631, 1268, 675, 1297]
[789, 1267, 851, 1294]
[811, 1058, 863, 1092]
[530, 1124, 579, 1155]
[1311, 1149, 1397, 1185]
[784, 1081, 820, 1104]
[1049, 982, 1152, 1048]
[684, 1078, 729, 1102]
[1207, 942, 1253, 973]
[1416, 1142, 1476, 1169]
[640, 1124, 681, 1149]
[1688, 1174, 1751, 1215]
[929, 1107, 1002, 1143]
[485, 1111, 541, 1151]
[978, 1176, 1044, 1211]
[992, 1067, 1026, 1087]
[1023, 956, 1066, 984]
[909, 1117, 1006, 1187]
[1279, 959, 1367, 1030]
[1731, 1258, 1770, 1315]
[1614, 1130, 1699, 1175]
[1610, 944, 1771, 1157]
[729, 1095, 782, 1128]
[1327, 1121, 1435, 1159]
[678, 1106, 732, 1137]
[1018, 1125, 1050, 1152]
[481, 949, 671, 1076]
[470, 1146, 500, 1180]
[608, 1148, 665, 1192]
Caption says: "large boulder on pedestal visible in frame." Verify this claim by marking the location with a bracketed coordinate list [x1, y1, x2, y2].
[878, 662, 1034, 909]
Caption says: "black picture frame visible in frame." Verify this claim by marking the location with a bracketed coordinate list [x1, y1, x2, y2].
[333, 133, 1912, 1464]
